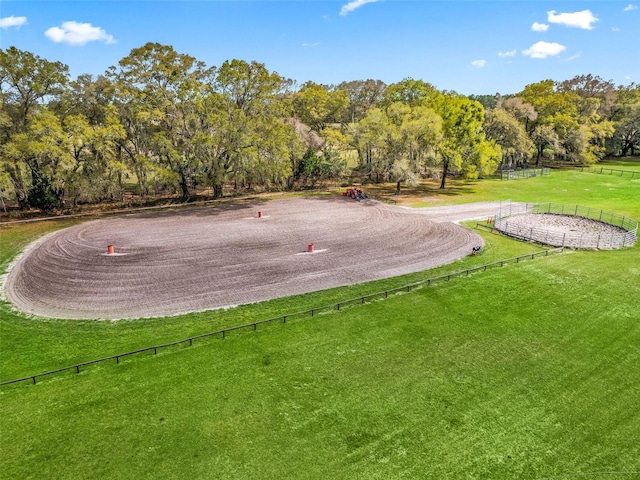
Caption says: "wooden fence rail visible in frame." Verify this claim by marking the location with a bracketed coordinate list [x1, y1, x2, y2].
[0, 248, 564, 387]
[580, 166, 639, 178]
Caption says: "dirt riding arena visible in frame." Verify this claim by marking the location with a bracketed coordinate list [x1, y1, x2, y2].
[2, 197, 496, 320]
[493, 203, 638, 249]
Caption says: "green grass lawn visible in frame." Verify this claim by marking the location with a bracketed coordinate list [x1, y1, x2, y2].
[406, 160, 640, 212]
[1, 164, 639, 479]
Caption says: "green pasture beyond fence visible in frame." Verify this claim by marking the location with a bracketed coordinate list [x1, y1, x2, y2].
[1, 248, 564, 388]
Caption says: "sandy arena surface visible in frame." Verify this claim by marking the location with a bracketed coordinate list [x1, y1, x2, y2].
[498, 213, 627, 234]
[494, 213, 633, 248]
[2, 197, 498, 320]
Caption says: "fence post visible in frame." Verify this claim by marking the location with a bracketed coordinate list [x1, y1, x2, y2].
[75, 366, 80, 374]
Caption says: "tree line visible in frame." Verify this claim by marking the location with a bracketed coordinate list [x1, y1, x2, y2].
[1, 43, 639, 212]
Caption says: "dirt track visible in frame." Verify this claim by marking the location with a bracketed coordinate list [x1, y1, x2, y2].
[2, 197, 489, 320]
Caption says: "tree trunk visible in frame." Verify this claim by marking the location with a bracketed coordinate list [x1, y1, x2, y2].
[439, 159, 449, 189]
[395, 180, 401, 196]
[213, 184, 223, 198]
[179, 170, 190, 198]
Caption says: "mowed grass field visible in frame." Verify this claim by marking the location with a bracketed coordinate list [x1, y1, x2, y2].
[1, 164, 639, 479]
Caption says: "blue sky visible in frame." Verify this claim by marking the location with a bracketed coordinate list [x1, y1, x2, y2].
[1, 0, 638, 95]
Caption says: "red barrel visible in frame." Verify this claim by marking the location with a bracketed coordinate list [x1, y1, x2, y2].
[308, 243, 314, 253]
[107, 245, 114, 255]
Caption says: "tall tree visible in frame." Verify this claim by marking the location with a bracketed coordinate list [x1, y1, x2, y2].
[292, 82, 349, 131]
[201, 59, 299, 196]
[484, 108, 533, 168]
[381, 78, 438, 108]
[347, 102, 442, 185]
[107, 42, 208, 197]
[530, 124, 562, 165]
[336, 79, 387, 124]
[0, 47, 69, 208]
[53, 75, 128, 204]
[0, 47, 69, 133]
[429, 92, 500, 188]
[609, 84, 640, 157]
[519, 79, 613, 165]
[556, 74, 617, 118]
[3, 110, 70, 211]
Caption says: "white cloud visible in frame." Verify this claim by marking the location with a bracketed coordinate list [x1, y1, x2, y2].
[612, 26, 622, 32]
[471, 60, 486, 68]
[522, 41, 566, 59]
[498, 49, 517, 57]
[0, 16, 27, 29]
[340, 0, 381, 16]
[302, 42, 320, 48]
[547, 10, 598, 30]
[624, 4, 638, 11]
[45, 21, 115, 46]
[531, 22, 549, 32]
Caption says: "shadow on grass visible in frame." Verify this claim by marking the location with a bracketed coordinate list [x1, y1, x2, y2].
[363, 178, 481, 204]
